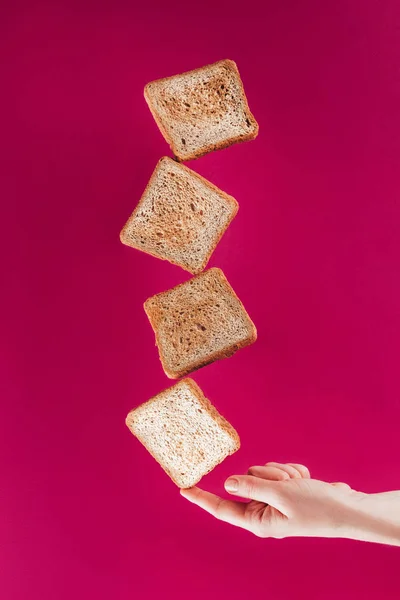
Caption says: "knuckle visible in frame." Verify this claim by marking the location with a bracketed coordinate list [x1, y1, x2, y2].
[333, 482, 350, 489]
[241, 477, 255, 498]
[292, 463, 310, 477]
[298, 465, 310, 477]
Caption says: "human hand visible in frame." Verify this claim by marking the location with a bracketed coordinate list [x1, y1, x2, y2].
[181, 462, 360, 539]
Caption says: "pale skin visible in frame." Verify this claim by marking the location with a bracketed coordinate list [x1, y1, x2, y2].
[180, 462, 400, 546]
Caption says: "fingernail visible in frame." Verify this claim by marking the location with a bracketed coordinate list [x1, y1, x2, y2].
[225, 478, 239, 492]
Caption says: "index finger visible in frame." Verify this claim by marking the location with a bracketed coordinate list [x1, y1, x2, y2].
[180, 486, 249, 529]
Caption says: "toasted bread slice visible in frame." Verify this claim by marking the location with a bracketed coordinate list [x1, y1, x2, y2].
[125, 378, 240, 488]
[120, 157, 238, 274]
[144, 59, 259, 162]
[144, 267, 257, 379]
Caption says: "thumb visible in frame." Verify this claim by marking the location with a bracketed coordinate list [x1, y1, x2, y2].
[225, 475, 288, 514]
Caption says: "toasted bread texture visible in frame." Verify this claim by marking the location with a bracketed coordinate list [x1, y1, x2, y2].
[144, 59, 259, 162]
[125, 378, 240, 488]
[144, 267, 257, 379]
[120, 157, 238, 274]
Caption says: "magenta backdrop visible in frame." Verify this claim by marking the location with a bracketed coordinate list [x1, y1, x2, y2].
[1, 1, 400, 598]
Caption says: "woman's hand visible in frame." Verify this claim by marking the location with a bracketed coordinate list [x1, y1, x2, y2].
[181, 462, 360, 539]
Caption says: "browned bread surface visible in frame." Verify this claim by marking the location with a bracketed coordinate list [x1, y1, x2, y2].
[144, 59, 259, 161]
[144, 267, 257, 378]
[120, 157, 238, 274]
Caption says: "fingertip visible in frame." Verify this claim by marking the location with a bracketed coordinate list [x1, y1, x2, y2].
[248, 465, 290, 481]
[224, 477, 239, 493]
[247, 466, 260, 475]
[180, 486, 197, 498]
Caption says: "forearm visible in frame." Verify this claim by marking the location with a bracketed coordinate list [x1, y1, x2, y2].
[343, 491, 400, 546]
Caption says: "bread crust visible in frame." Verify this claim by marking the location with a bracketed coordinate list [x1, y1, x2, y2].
[144, 59, 259, 162]
[125, 378, 240, 487]
[120, 157, 238, 274]
[144, 267, 257, 379]
[184, 378, 241, 455]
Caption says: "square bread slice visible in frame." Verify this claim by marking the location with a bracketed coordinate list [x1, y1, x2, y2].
[120, 157, 238, 274]
[125, 378, 240, 488]
[144, 267, 257, 379]
[144, 59, 259, 162]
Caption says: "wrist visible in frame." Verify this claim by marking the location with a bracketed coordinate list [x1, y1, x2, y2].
[321, 491, 366, 540]
[342, 491, 400, 546]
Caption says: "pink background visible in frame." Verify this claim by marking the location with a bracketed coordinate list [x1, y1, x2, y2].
[1, 1, 400, 598]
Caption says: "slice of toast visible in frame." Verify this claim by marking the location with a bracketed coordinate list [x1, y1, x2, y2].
[120, 157, 238, 274]
[144, 267, 257, 379]
[125, 378, 240, 488]
[144, 59, 259, 162]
